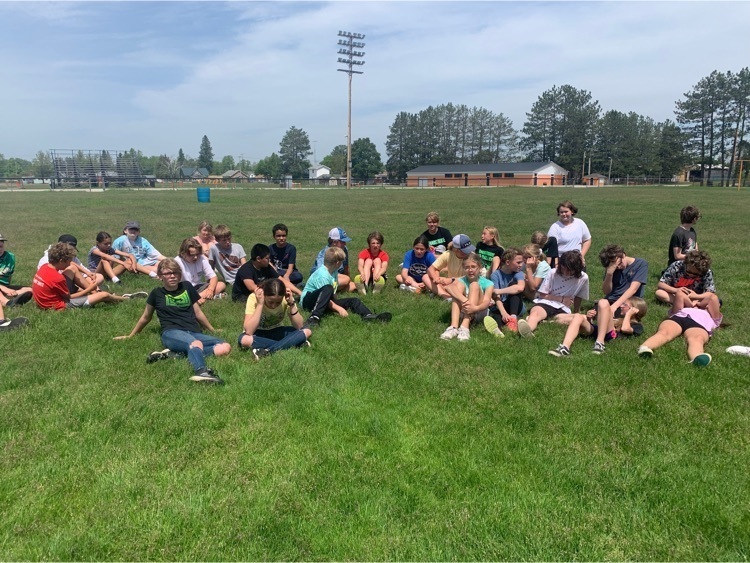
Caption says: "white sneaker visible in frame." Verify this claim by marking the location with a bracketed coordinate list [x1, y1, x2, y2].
[355, 282, 367, 296]
[457, 327, 470, 341]
[399, 283, 408, 291]
[440, 326, 459, 340]
[726, 345, 750, 357]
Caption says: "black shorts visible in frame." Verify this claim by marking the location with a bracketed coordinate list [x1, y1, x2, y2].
[666, 315, 708, 336]
[533, 303, 565, 318]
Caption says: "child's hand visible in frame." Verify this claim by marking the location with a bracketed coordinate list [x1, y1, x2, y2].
[255, 288, 265, 304]
[285, 288, 295, 306]
[586, 308, 596, 320]
[526, 256, 537, 266]
[113, 335, 130, 340]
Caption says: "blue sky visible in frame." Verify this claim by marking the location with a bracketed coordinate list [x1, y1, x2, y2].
[2, 1, 749, 164]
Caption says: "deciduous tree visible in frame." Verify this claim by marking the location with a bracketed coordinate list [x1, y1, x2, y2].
[351, 138, 383, 181]
[321, 145, 347, 175]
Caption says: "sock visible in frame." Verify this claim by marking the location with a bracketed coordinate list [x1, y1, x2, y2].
[149, 271, 158, 278]
[111, 276, 120, 283]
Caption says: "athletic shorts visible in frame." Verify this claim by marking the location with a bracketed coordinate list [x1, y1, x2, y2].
[666, 315, 709, 336]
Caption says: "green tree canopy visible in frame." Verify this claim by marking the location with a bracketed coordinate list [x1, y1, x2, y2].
[320, 145, 347, 175]
[279, 126, 312, 178]
[255, 153, 283, 179]
[351, 138, 383, 181]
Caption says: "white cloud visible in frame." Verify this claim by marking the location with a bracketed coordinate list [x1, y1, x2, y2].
[1, 1, 749, 162]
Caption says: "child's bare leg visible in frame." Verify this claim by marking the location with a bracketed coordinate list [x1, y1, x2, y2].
[372, 258, 382, 279]
[99, 260, 117, 281]
[136, 263, 158, 276]
[239, 333, 254, 348]
[449, 299, 461, 328]
[561, 314, 593, 349]
[596, 299, 614, 343]
[215, 281, 227, 294]
[684, 327, 710, 361]
[654, 288, 673, 304]
[362, 259, 373, 285]
[88, 291, 126, 305]
[526, 306, 548, 331]
[641, 319, 682, 352]
[396, 273, 405, 284]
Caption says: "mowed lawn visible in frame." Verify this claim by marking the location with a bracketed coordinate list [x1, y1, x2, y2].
[1, 185, 749, 560]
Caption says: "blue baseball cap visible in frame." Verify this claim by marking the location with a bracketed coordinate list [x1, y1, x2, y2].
[452, 234, 475, 254]
[328, 227, 352, 242]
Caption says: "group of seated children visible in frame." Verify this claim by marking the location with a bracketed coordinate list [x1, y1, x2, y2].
[1, 203, 726, 378]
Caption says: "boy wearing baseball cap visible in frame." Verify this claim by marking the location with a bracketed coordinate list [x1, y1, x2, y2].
[309, 227, 356, 293]
[112, 221, 165, 277]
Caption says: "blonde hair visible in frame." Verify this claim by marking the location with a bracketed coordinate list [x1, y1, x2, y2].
[482, 226, 500, 246]
[628, 296, 647, 321]
[522, 243, 544, 261]
[462, 252, 482, 266]
[157, 258, 182, 277]
[324, 246, 346, 267]
[530, 231, 548, 246]
[426, 212, 440, 223]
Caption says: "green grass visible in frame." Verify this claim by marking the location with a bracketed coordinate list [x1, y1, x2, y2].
[1, 185, 749, 560]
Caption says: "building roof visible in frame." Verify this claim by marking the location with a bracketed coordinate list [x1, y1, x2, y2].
[406, 161, 567, 175]
[179, 166, 209, 178]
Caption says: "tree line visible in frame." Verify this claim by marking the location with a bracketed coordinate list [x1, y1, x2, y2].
[2, 67, 748, 185]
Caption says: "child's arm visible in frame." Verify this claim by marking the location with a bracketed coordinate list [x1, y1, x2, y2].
[242, 297, 264, 335]
[572, 296, 583, 313]
[279, 277, 302, 296]
[193, 303, 215, 332]
[493, 279, 526, 298]
[93, 248, 131, 269]
[114, 304, 155, 339]
[490, 255, 501, 275]
[618, 308, 639, 335]
[286, 290, 304, 329]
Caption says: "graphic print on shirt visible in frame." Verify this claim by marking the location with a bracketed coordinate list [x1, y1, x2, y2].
[166, 290, 191, 307]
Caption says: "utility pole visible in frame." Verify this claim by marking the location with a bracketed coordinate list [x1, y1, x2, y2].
[337, 30, 365, 190]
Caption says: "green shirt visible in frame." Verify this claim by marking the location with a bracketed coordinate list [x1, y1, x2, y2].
[0, 250, 15, 285]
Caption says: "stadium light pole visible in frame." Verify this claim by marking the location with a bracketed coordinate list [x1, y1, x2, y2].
[337, 30, 365, 190]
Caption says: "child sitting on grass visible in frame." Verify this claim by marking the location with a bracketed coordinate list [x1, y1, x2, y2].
[655, 249, 716, 306]
[208, 224, 247, 287]
[521, 243, 550, 301]
[548, 296, 647, 357]
[517, 251, 589, 338]
[421, 211, 452, 255]
[0, 233, 33, 308]
[484, 248, 526, 336]
[33, 243, 144, 310]
[112, 221, 165, 277]
[238, 278, 312, 359]
[88, 231, 137, 285]
[475, 226, 504, 277]
[354, 231, 389, 295]
[638, 288, 721, 367]
[440, 252, 494, 342]
[114, 258, 231, 384]
[301, 246, 391, 327]
[193, 221, 216, 258]
[396, 235, 435, 294]
[269, 223, 303, 288]
[175, 238, 226, 304]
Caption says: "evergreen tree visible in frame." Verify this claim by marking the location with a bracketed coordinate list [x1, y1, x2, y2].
[177, 148, 186, 166]
[197, 135, 214, 173]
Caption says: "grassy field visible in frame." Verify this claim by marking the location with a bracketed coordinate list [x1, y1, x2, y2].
[1, 185, 749, 560]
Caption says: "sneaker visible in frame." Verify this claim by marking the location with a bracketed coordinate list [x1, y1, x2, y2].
[362, 312, 392, 323]
[407, 285, 420, 293]
[638, 345, 653, 358]
[0, 317, 28, 331]
[726, 345, 750, 357]
[253, 348, 272, 359]
[691, 353, 712, 367]
[505, 317, 518, 333]
[189, 368, 224, 384]
[124, 291, 148, 299]
[372, 278, 385, 294]
[355, 282, 367, 296]
[304, 315, 320, 329]
[304, 340, 312, 348]
[457, 327, 471, 342]
[592, 341, 606, 355]
[444, 297, 453, 304]
[399, 283, 408, 291]
[213, 292, 227, 300]
[440, 326, 459, 340]
[146, 348, 184, 364]
[6, 293, 33, 307]
[548, 344, 571, 357]
[517, 319, 534, 338]
[483, 316, 505, 339]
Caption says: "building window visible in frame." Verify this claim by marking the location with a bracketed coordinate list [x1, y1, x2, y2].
[504, 173, 515, 178]
[492, 173, 501, 178]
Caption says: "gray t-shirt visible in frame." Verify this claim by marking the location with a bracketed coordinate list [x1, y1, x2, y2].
[208, 243, 246, 284]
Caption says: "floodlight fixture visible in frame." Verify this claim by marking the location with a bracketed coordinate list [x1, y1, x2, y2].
[336, 30, 366, 190]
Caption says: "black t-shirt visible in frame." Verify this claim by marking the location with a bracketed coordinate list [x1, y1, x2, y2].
[232, 261, 279, 301]
[421, 226, 452, 253]
[269, 242, 298, 272]
[475, 242, 505, 270]
[147, 282, 202, 333]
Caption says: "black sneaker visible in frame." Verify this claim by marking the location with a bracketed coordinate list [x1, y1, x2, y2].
[0, 317, 28, 331]
[548, 344, 571, 357]
[253, 348, 272, 359]
[6, 293, 33, 307]
[190, 368, 224, 384]
[146, 349, 169, 364]
[363, 312, 392, 323]
[304, 315, 320, 329]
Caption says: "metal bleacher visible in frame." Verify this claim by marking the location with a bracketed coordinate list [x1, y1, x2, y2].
[49, 149, 146, 188]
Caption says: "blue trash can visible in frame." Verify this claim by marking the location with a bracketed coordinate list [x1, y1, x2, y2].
[197, 187, 210, 203]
